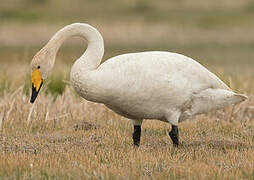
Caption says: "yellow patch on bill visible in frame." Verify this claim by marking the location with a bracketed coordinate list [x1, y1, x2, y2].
[31, 69, 43, 91]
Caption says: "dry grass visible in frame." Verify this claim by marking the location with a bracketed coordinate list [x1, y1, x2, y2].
[0, 77, 253, 179]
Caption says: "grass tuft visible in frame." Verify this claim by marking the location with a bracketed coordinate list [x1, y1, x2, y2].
[46, 76, 66, 96]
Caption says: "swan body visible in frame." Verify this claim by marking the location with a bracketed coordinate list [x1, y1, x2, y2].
[30, 23, 247, 147]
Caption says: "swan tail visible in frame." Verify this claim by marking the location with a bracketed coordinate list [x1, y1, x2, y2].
[233, 93, 248, 103]
[186, 89, 248, 116]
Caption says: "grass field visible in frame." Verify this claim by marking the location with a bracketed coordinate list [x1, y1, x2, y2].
[0, 0, 254, 179]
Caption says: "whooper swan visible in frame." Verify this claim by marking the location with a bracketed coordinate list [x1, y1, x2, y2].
[30, 23, 247, 147]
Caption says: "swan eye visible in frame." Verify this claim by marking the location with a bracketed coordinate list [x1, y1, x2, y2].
[37, 66, 40, 69]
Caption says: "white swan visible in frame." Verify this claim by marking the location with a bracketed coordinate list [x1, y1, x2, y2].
[30, 23, 247, 147]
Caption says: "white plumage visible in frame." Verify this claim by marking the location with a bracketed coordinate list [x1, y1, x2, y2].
[30, 23, 247, 147]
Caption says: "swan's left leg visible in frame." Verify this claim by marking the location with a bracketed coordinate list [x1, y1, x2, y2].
[131, 119, 143, 146]
[169, 125, 179, 147]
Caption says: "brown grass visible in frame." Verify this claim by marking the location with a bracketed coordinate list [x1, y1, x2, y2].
[0, 80, 254, 179]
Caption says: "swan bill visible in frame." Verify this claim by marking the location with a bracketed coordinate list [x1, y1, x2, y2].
[30, 81, 43, 103]
[30, 69, 43, 103]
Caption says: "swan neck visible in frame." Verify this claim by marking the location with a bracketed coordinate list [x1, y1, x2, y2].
[46, 23, 104, 70]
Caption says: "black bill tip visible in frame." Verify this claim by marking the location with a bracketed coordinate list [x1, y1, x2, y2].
[30, 82, 43, 103]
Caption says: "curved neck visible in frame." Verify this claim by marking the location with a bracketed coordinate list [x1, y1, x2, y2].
[46, 23, 104, 71]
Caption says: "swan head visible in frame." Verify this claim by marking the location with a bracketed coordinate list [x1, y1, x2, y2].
[30, 47, 55, 103]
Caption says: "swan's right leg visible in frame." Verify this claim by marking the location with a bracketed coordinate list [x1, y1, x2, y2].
[131, 119, 143, 146]
[165, 110, 181, 147]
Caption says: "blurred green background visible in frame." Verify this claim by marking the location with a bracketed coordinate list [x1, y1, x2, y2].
[0, 0, 254, 95]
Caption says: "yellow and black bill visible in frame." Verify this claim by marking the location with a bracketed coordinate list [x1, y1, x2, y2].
[30, 69, 43, 103]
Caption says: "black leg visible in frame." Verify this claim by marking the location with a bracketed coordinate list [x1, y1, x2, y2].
[169, 125, 179, 147]
[133, 125, 141, 146]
